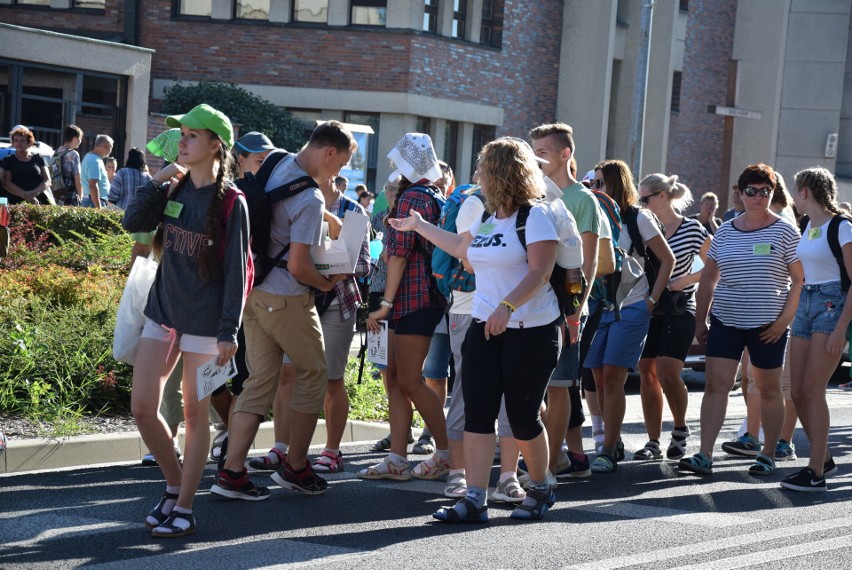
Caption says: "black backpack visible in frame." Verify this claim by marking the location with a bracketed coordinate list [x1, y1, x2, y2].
[622, 205, 667, 305]
[235, 149, 319, 286]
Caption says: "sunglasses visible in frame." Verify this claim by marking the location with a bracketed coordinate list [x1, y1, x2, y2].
[590, 179, 604, 189]
[639, 191, 663, 206]
[742, 186, 772, 198]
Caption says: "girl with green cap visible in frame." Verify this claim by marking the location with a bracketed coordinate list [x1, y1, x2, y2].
[122, 104, 250, 538]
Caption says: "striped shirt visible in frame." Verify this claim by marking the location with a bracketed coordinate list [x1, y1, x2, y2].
[667, 217, 708, 313]
[708, 218, 800, 328]
[107, 168, 152, 210]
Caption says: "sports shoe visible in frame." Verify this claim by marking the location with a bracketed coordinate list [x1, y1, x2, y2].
[824, 456, 839, 478]
[411, 434, 436, 455]
[248, 447, 286, 471]
[357, 456, 412, 481]
[775, 439, 797, 461]
[272, 461, 328, 495]
[590, 454, 617, 473]
[210, 468, 271, 501]
[311, 450, 344, 473]
[667, 428, 690, 460]
[721, 433, 761, 457]
[679, 451, 713, 474]
[614, 439, 626, 462]
[412, 454, 451, 480]
[633, 440, 662, 460]
[780, 467, 826, 492]
[554, 451, 591, 478]
[492, 475, 526, 504]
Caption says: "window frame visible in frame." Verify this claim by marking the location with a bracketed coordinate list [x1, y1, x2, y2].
[234, 0, 271, 20]
[350, 0, 387, 27]
[423, 0, 439, 33]
[451, 0, 466, 39]
[292, 0, 329, 24]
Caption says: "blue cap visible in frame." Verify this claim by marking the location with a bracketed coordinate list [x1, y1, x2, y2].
[234, 131, 275, 154]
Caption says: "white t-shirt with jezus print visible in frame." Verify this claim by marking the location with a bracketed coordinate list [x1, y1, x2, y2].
[466, 203, 559, 329]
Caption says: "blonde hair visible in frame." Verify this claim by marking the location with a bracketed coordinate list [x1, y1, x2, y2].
[700, 192, 719, 206]
[639, 172, 693, 213]
[477, 138, 545, 216]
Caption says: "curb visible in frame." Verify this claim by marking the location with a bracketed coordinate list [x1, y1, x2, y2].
[1, 419, 392, 475]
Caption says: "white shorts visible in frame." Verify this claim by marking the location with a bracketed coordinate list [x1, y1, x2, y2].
[141, 318, 219, 356]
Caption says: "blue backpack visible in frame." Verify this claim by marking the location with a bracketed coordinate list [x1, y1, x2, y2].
[432, 184, 483, 297]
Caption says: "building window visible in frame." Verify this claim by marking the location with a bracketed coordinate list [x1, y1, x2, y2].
[416, 116, 431, 135]
[75, 0, 106, 8]
[235, 0, 269, 19]
[13, 0, 51, 5]
[178, 0, 212, 17]
[293, 0, 328, 23]
[351, 0, 386, 26]
[471, 124, 495, 178]
[423, 0, 438, 33]
[679, 0, 689, 12]
[480, 0, 503, 47]
[670, 71, 682, 114]
[344, 112, 380, 191]
[452, 0, 466, 39]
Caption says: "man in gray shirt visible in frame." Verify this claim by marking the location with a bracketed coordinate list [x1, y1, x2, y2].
[212, 121, 357, 499]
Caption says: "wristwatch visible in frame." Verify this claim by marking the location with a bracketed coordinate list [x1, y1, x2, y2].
[380, 298, 393, 309]
[647, 295, 657, 306]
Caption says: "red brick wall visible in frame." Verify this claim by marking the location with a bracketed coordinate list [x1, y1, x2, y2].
[666, 0, 738, 212]
[0, 1, 124, 36]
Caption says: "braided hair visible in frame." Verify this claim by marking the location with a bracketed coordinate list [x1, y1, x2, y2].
[198, 140, 236, 282]
[795, 167, 840, 216]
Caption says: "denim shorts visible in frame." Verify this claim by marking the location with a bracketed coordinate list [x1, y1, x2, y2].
[423, 320, 451, 379]
[791, 281, 846, 340]
[583, 300, 651, 371]
[549, 316, 586, 387]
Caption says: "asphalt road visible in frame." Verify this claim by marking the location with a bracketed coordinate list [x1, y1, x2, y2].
[3, 380, 852, 569]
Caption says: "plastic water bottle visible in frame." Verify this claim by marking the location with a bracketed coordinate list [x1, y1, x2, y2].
[0, 197, 9, 228]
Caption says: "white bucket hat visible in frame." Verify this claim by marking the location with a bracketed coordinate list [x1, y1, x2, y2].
[387, 133, 443, 183]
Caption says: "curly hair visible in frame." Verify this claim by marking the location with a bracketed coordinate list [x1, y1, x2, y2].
[10, 126, 34, 147]
[477, 137, 545, 216]
[795, 166, 840, 216]
[639, 172, 693, 213]
[596, 159, 637, 213]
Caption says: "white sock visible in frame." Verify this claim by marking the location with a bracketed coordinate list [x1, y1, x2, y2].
[388, 452, 407, 465]
[323, 447, 340, 455]
[271, 442, 288, 458]
[499, 471, 516, 483]
[160, 506, 193, 532]
[448, 468, 465, 477]
[591, 416, 604, 436]
[146, 485, 180, 527]
[434, 448, 450, 461]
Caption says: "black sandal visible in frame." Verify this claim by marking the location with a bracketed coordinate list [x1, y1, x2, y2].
[151, 510, 196, 538]
[145, 491, 179, 529]
[432, 498, 489, 524]
[510, 488, 555, 521]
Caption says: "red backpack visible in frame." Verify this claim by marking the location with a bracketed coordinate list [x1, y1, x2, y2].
[216, 186, 255, 298]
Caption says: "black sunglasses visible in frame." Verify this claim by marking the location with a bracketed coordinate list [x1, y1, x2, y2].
[639, 191, 664, 206]
[742, 186, 772, 198]
[590, 179, 604, 189]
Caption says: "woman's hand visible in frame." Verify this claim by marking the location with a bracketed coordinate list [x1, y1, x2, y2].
[826, 326, 847, 356]
[565, 319, 580, 345]
[216, 341, 237, 367]
[367, 305, 391, 332]
[668, 277, 688, 292]
[388, 210, 423, 233]
[695, 320, 708, 345]
[759, 319, 788, 345]
[484, 304, 512, 340]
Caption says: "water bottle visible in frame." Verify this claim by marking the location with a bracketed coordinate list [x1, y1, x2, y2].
[0, 197, 8, 228]
[565, 267, 584, 294]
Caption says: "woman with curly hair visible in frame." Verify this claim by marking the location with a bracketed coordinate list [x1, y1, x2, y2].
[390, 137, 574, 522]
[123, 104, 250, 537]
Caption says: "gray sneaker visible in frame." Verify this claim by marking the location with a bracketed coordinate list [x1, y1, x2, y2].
[721, 433, 761, 457]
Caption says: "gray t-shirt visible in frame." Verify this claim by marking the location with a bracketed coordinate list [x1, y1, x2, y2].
[258, 154, 324, 296]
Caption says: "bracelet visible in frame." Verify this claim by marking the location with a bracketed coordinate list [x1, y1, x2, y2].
[379, 298, 393, 309]
[566, 318, 581, 326]
[500, 300, 516, 313]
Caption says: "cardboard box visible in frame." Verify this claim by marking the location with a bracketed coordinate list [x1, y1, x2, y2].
[311, 210, 369, 275]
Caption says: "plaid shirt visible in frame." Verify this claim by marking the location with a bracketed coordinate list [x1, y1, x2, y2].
[385, 184, 446, 321]
[321, 195, 371, 321]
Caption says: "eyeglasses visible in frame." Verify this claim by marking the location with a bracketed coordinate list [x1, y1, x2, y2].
[590, 179, 604, 189]
[639, 191, 663, 205]
[742, 186, 772, 198]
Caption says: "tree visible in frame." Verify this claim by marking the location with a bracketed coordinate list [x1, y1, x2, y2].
[161, 81, 307, 152]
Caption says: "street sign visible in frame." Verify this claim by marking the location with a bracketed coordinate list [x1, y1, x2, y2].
[708, 105, 762, 120]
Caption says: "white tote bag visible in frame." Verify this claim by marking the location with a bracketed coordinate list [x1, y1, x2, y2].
[113, 254, 158, 365]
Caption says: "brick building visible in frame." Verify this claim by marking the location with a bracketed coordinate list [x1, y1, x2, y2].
[0, 0, 849, 201]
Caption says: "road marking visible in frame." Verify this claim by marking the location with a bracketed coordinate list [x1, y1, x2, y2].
[564, 516, 852, 570]
[0, 515, 136, 546]
[571, 500, 761, 528]
[687, 535, 850, 569]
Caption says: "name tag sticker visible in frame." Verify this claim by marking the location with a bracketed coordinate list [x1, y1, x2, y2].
[164, 200, 183, 218]
[753, 243, 771, 255]
[808, 227, 821, 240]
[479, 223, 496, 236]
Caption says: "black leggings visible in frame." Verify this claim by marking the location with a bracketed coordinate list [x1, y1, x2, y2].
[461, 319, 559, 441]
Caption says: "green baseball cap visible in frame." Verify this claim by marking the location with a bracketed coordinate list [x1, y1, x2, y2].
[165, 103, 234, 149]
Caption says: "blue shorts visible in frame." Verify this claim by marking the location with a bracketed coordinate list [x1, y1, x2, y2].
[549, 316, 586, 387]
[706, 313, 788, 369]
[791, 281, 846, 340]
[423, 318, 451, 379]
[583, 300, 650, 371]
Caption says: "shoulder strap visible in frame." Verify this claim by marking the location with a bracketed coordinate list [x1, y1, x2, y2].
[337, 195, 361, 218]
[828, 215, 851, 292]
[253, 149, 290, 189]
[622, 206, 643, 256]
[515, 204, 533, 251]
[215, 185, 243, 262]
